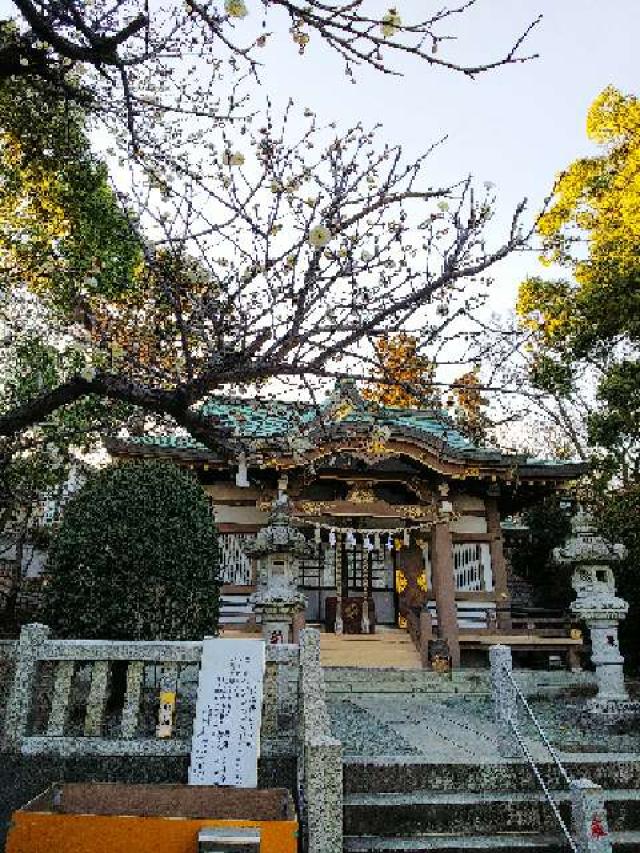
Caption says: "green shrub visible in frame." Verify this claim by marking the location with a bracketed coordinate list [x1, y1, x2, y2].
[45, 460, 219, 639]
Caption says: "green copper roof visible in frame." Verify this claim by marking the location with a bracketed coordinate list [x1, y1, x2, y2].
[126, 396, 481, 455]
[201, 397, 478, 449]
[114, 393, 588, 478]
[200, 398, 320, 438]
[373, 409, 476, 451]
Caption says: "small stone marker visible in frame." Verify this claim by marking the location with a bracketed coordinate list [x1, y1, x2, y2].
[570, 778, 612, 853]
[198, 827, 261, 853]
[188, 638, 265, 787]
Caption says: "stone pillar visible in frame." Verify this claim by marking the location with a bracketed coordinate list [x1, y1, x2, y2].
[489, 644, 519, 758]
[570, 778, 612, 853]
[431, 521, 460, 667]
[486, 497, 511, 630]
[292, 608, 306, 644]
[586, 616, 628, 706]
[3, 622, 50, 750]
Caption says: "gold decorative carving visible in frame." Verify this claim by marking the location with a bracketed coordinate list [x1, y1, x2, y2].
[395, 571, 408, 594]
[295, 500, 333, 516]
[366, 439, 388, 456]
[432, 656, 450, 674]
[398, 505, 438, 520]
[397, 614, 408, 629]
[346, 481, 377, 504]
[333, 402, 354, 421]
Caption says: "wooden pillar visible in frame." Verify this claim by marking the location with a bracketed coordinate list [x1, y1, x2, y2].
[486, 497, 511, 630]
[419, 609, 433, 668]
[431, 522, 460, 667]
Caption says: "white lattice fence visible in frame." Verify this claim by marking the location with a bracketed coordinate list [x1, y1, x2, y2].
[218, 533, 255, 585]
[453, 542, 493, 591]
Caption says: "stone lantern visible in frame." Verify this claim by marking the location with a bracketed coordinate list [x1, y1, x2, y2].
[243, 495, 310, 644]
[553, 509, 629, 712]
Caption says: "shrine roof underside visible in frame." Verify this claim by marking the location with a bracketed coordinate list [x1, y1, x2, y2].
[106, 393, 589, 485]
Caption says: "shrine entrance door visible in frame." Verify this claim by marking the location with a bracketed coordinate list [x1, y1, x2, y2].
[394, 544, 428, 628]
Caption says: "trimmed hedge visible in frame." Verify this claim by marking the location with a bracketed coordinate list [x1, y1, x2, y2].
[45, 460, 219, 640]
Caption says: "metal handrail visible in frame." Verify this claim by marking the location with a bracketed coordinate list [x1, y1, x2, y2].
[503, 665, 577, 853]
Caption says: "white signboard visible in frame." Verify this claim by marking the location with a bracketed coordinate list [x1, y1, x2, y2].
[188, 638, 265, 787]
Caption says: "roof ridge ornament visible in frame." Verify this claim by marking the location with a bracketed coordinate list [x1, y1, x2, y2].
[326, 378, 373, 422]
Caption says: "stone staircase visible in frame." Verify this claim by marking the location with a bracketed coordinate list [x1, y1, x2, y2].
[324, 665, 594, 699]
[342, 758, 640, 852]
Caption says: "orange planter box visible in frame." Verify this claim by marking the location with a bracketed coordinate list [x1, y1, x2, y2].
[6, 782, 299, 853]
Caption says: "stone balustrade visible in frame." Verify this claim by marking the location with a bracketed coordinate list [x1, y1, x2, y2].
[1, 625, 343, 852]
[1, 624, 299, 762]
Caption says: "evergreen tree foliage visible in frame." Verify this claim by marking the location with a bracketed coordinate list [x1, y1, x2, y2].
[45, 461, 220, 640]
[508, 496, 573, 610]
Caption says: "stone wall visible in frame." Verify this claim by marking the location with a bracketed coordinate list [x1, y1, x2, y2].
[0, 640, 16, 730]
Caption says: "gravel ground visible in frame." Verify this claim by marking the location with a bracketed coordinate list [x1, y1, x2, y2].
[329, 693, 640, 759]
[328, 698, 415, 756]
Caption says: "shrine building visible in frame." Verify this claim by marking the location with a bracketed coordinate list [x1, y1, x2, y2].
[106, 382, 587, 668]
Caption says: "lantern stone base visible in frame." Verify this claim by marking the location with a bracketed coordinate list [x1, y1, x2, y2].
[252, 596, 307, 645]
[584, 697, 640, 718]
[571, 600, 630, 712]
[577, 698, 640, 736]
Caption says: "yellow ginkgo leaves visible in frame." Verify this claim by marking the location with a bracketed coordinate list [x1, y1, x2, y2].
[381, 8, 401, 38]
[225, 0, 248, 19]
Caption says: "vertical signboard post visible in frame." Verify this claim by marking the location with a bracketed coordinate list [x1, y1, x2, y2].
[188, 638, 265, 788]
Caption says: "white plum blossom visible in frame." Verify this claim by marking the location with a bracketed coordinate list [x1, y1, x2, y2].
[308, 225, 332, 248]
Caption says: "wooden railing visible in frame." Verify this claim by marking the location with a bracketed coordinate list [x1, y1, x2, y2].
[510, 609, 574, 638]
[405, 607, 431, 668]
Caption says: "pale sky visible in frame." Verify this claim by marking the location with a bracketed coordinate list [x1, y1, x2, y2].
[2, 0, 638, 317]
[252, 0, 639, 314]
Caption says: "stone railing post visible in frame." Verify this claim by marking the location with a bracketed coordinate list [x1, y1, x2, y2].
[300, 626, 321, 670]
[489, 643, 519, 758]
[306, 735, 343, 853]
[299, 628, 343, 853]
[571, 778, 612, 853]
[3, 622, 50, 750]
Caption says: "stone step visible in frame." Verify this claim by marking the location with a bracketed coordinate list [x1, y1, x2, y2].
[344, 833, 570, 852]
[324, 668, 487, 694]
[343, 789, 640, 836]
[343, 760, 640, 794]
[344, 831, 640, 852]
[323, 667, 595, 697]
